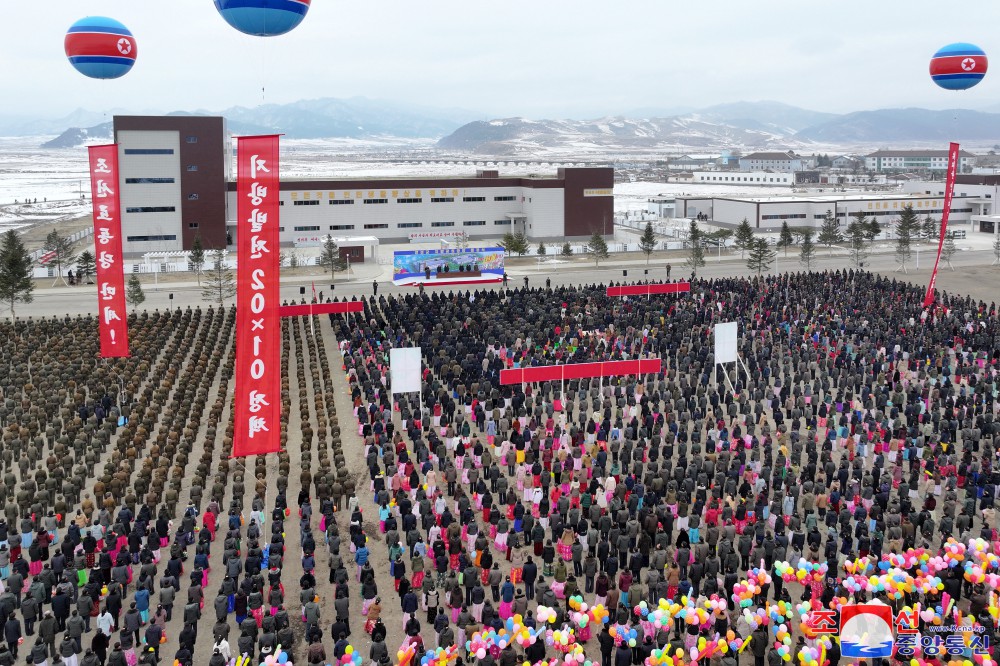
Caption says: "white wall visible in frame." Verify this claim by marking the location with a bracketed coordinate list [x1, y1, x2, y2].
[118, 130, 183, 253]
[227, 183, 567, 245]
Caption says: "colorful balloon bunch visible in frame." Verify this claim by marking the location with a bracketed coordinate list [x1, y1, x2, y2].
[336, 645, 361, 666]
[258, 647, 295, 666]
[609, 624, 639, 648]
[418, 646, 459, 666]
[547, 628, 577, 653]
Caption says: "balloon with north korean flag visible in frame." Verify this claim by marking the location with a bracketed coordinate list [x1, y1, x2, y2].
[930, 43, 988, 90]
[214, 0, 311, 37]
[64, 16, 138, 80]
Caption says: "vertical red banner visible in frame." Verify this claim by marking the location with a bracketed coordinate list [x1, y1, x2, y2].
[87, 145, 130, 358]
[924, 142, 960, 308]
[233, 135, 282, 457]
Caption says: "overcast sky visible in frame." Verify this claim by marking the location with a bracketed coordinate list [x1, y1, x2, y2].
[4, 0, 1000, 121]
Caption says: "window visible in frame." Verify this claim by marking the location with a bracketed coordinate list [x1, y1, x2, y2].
[294, 226, 320, 232]
[364, 224, 389, 229]
[463, 220, 486, 226]
[397, 198, 423, 204]
[431, 197, 454, 203]
[185, 136, 198, 144]
[431, 222, 454, 227]
[330, 225, 355, 230]
[462, 196, 486, 202]
[186, 165, 198, 172]
[293, 200, 319, 206]
[123, 149, 174, 155]
[494, 219, 512, 225]
[124, 178, 175, 184]
[187, 194, 199, 200]
[363, 199, 388, 204]
[494, 195, 516, 202]
[329, 199, 355, 205]
[398, 222, 423, 228]
[127, 235, 177, 242]
[279, 201, 285, 206]
[188, 222, 199, 228]
[125, 206, 176, 213]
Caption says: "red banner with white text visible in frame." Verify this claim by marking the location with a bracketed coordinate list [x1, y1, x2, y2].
[924, 142, 960, 308]
[87, 145, 129, 358]
[500, 359, 662, 385]
[607, 282, 691, 297]
[233, 136, 282, 457]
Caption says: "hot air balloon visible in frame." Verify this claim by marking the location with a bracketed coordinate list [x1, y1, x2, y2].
[64, 16, 137, 80]
[214, 0, 311, 37]
[930, 43, 988, 90]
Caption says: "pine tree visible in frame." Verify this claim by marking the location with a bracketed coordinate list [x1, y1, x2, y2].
[638, 222, 657, 264]
[587, 232, 609, 267]
[922, 215, 938, 242]
[734, 218, 755, 258]
[201, 250, 236, 305]
[799, 230, 816, 271]
[500, 232, 516, 256]
[189, 234, 205, 286]
[561, 242, 573, 257]
[817, 210, 844, 256]
[536, 242, 547, 256]
[684, 220, 706, 275]
[125, 274, 145, 307]
[0, 230, 34, 317]
[42, 230, 77, 286]
[319, 236, 347, 279]
[864, 217, 881, 241]
[75, 250, 96, 284]
[746, 237, 775, 275]
[510, 231, 530, 256]
[895, 205, 919, 273]
[846, 215, 870, 270]
[776, 221, 794, 257]
[940, 233, 957, 270]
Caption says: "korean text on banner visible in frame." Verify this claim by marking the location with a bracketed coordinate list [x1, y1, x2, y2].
[87, 145, 130, 358]
[924, 142, 960, 308]
[233, 135, 281, 457]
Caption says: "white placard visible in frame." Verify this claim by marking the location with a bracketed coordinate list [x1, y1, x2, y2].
[714, 322, 738, 365]
[390, 347, 423, 394]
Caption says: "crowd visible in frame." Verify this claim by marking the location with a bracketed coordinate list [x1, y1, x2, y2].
[329, 270, 1000, 666]
[0, 269, 999, 666]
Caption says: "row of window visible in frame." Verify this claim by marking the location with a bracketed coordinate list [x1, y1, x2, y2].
[125, 178, 175, 184]
[127, 234, 177, 242]
[761, 214, 806, 220]
[281, 195, 518, 205]
[125, 206, 176, 213]
[284, 221, 513, 232]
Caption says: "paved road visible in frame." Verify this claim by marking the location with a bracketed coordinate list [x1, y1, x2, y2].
[14, 249, 1000, 319]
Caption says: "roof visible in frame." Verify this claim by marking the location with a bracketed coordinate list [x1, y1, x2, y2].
[741, 152, 797, 160]
[866, 149, 976, 158]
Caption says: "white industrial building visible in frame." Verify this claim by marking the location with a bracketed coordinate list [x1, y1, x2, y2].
[224, 168, 615, 258]
[865, 150, 977, 174]
[737, 152, 806, 172]
[692, 171, 794, 186]
[674, 192, 975, 231]
[903, 175, 1000, 234]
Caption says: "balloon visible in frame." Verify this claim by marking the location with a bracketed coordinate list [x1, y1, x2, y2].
[214, 0, 311, 37]
[930, 43, 988, 90]
[278, 654, 289, 665]
[64, 16, 137, 80]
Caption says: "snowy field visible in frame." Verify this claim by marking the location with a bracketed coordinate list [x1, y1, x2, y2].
[0, 135, 890, 229]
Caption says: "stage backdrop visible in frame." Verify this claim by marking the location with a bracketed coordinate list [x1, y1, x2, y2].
[392, 247, 504, 283]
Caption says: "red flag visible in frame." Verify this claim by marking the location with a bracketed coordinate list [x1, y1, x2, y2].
[87, 145, 129, 358]
[233, 135, 282, 457]
[311, 281, 317, 302]
[924, 142, 960, 308]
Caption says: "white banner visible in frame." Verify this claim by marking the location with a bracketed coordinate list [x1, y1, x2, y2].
[714, 322, 738, 365]
[390, 347, 423, 394]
